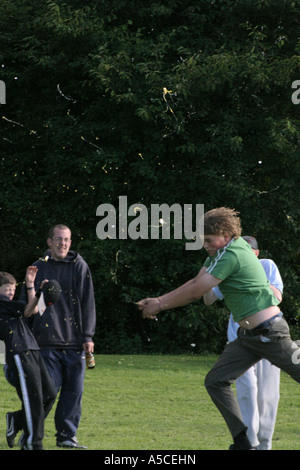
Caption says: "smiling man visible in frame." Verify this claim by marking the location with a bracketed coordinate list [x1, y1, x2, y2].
[47, 225, 72, 261]
[21, 224, 96, 449]
[138, 207, 300, 450]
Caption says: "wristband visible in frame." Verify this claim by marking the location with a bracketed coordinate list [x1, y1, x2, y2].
[35, 287, 42, 299]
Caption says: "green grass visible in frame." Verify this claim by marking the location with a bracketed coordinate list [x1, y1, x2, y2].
[0, 354, 299, 451]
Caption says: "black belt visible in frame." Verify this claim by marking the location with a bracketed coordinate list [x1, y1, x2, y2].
[242, 314, 281, 337]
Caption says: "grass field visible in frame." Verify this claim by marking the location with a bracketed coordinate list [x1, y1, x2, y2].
[0, 354, 299, 451]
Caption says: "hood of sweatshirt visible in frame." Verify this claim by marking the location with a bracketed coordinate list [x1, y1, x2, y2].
[0, 294, 26, 317]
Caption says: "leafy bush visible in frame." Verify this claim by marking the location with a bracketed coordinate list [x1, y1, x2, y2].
[0, 0, 299, 353]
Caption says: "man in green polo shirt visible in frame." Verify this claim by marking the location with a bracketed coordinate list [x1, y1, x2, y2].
[138, 207, 300, 450]
[203, 236, 280, 322]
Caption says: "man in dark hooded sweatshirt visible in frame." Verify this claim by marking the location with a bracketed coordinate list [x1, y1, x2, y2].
[21, 224, 96, 449]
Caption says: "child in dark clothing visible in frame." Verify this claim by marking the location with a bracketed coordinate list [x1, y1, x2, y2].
[0, 267, 56, 450]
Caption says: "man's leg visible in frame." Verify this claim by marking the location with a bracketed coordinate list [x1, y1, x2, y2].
[235, 366, 260, 448]
[38, 353, 57, 417]
[204, 336, 260, 448]
[205, 316, 300, 449]
[14, 352, 46, 450]
[256, 359, 280, 450]
[55, 350, 85, 446]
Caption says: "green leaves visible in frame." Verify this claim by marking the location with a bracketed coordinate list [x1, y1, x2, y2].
[0, 0, 299, 352]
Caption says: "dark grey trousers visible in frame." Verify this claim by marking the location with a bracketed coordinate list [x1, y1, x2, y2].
[205, 315, 300, 439]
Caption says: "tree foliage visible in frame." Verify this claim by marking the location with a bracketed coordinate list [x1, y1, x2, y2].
[0, 0, 299, 353]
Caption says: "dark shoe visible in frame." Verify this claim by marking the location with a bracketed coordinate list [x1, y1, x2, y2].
[6, 412, 16, 448]
[18, 432, 26, 448]
[57, 436, 87, 449]
[229, 444, 256, 450]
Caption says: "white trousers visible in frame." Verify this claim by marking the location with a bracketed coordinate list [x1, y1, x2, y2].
[235, 359, 280, 450]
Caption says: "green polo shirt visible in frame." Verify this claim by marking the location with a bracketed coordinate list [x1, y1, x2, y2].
[203, 237, 280, 322]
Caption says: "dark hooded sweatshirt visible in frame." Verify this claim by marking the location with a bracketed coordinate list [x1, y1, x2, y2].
[20, 250, 96, 350]
[0, 295, 39, 366]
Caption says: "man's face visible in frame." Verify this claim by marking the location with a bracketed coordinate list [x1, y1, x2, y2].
[47, 228, 72, 261]
[203, 234, 231, 257]
[0, 283, 16, 300]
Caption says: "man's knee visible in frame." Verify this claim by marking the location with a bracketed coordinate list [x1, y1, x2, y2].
[204, 369, 216, 393]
